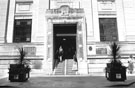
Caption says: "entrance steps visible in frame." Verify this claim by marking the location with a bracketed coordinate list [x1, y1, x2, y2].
[66, 59, 76, 75]
[54, 61, 65, 75]
[54, 59, 77, 75]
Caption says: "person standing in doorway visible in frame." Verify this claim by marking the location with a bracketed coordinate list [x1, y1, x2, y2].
[127, 55, 134, 74]
[73, 51, 77, 62]
[72, 51, 78, 71]
[58, 46, 64, 62]
[54, 49, 59, 68]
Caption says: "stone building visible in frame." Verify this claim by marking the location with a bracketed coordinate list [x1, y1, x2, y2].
[0, 0, 135, 76]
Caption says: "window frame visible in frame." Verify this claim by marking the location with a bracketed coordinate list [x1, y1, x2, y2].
[99, 18, 118, 42]
[13, 19, 32, 43]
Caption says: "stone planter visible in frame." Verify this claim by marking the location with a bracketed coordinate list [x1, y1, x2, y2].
[105, 63, 127, 81]
[9, 64, 30, 82]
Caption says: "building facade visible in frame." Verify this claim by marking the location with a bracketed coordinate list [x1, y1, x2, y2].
[0, 0, 135, 75]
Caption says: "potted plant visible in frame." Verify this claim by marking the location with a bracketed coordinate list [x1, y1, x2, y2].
[105, 42, 127, 81]
[8, 47, 31, 82]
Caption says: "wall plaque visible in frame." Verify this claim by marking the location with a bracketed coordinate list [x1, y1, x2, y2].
[96, 48, 107, 55]
[98, 0, 116, 11]
[87, 45, 96, 55]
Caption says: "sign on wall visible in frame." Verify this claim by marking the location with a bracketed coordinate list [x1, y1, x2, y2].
[96, 48, 107, 55]
[24, 47, 36, 55]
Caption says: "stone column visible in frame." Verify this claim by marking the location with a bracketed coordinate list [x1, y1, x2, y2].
[77, 21, 88, 75]
[0, 0, 10, 43]
[116, 0, 126, 41]
[92, 0, 100, 41]
[43, 19, 53, 75]
[82, 0, 95, 41]
[7, 0, 15, 43]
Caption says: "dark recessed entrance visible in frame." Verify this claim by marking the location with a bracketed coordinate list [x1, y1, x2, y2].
[53, 24, 77, 60]
[53, 24, 78, 75]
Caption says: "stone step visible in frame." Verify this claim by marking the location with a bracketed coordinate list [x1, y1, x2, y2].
[54, 61, 65, 75]
[66, 59, 76, 75]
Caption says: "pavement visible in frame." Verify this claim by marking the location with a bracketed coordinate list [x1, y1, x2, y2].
[0, 74, 135, 88]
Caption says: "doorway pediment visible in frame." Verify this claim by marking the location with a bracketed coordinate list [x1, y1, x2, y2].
[46, 5, 84, 18]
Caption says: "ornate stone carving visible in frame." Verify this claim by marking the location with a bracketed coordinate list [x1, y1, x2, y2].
[46, 5, 84, 17]
[60, 5, 70, 16]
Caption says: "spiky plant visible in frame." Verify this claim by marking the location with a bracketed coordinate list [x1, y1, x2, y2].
[110, 42, 120, 63]
[18, 47, 27, 65]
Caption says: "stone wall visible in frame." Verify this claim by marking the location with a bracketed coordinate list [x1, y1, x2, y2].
[0, 0, 9, 43]
[0, 43, 44, 75]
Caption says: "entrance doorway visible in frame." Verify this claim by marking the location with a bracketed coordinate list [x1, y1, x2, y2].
[54, 36, 76, 59]
[53, 24, 77, 60]
[53, 24, 77, 73]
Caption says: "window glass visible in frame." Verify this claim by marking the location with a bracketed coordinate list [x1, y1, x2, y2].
[99, 18, 118, 41]
[13, 19, 32, 43]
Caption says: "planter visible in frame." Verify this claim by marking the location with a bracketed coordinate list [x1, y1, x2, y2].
[9, 64, 30, 82]
[105, 63, 127, 81]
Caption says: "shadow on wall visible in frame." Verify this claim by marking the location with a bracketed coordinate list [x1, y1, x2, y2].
[33, 60, 42, 69]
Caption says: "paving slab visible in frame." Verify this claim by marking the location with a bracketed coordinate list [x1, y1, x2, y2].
[0, 76, 135, 88]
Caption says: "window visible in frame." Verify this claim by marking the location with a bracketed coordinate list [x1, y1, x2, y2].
[13, 19, 32, 43]
[99, 18, 118, 41]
